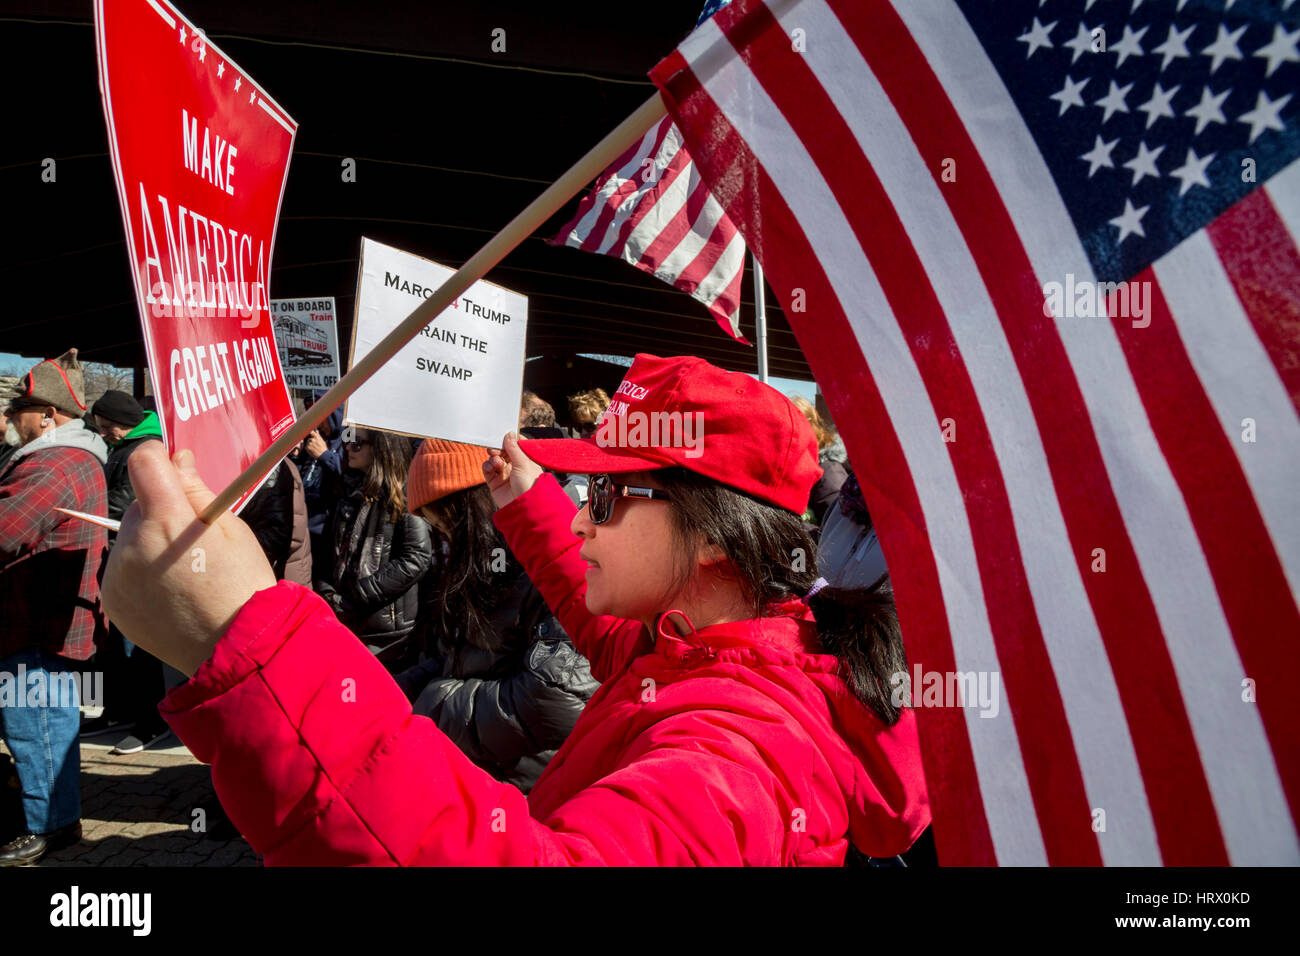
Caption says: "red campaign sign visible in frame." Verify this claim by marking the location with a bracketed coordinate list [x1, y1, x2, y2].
[94, 0, 298, 511]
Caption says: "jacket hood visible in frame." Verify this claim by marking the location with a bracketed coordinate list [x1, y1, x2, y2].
[312, 389, 344, 439]
[121, 409, 162, 443]
[648, 599, 930, 859]
[10, 417, 108, 465]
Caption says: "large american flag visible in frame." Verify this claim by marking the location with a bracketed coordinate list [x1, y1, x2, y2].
[553, 1, 750, 341]
[651, 0, 1300, 865]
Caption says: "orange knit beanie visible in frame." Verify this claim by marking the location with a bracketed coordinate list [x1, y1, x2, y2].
[407, 438, 491, 512]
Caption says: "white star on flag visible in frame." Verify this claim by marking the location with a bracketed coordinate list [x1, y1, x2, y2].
[1152, 22, 1195, 71]
[1238, 90, 1293, 143]
[1202, 23, 1247, 74]
[1169, 147, 1216, 196]
[1138, 82, 1180, 128]
[1018, 17, 1056, 58]
[1109, 198, 1150, 244]
[1064, 22, 1099, 64]
[1123, 140, 1165, 186]
[1095, 80, 1134, 123]
[1111, 24, 1149, 68]
[1080, 134, 1120, 176]
[1184, 85, 1231, 135]
[1051, 75, 1089, 115]
[1253, 23, 1300, 78]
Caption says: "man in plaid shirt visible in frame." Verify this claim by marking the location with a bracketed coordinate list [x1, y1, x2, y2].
[0, 349, 108, 865]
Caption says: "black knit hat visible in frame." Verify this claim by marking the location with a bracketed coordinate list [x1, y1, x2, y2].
[91, 390, 145, 428]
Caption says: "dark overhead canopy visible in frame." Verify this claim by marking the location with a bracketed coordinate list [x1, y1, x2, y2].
[0, 0, 813, 380]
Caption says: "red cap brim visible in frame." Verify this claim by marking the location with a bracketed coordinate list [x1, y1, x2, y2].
[517, 436, 679, 475]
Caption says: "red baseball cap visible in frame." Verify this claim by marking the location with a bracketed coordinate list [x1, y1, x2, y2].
[518, 354, 822, 514]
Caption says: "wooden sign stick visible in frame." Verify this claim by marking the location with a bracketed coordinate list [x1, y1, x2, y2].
[199, 91, 668, 523]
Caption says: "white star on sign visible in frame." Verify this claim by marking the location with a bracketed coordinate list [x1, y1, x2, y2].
[217, 61, 225, 78]
[250, 91, 257, 104]
[1152, 22, 1196, 71]
[1018, 17, 1057, 58]
[1238, 89, 1292, 143]
[179, 25, 187, 44]
[1095, 80, 1135, 123]
[1202, 23, 1247, 74]
[1184, 85, 1231, 135]
[1110, 199, 1150, 245]
[1138, 82, 1181, 128]
[1064, 22, 1100, 64]
[1111, 24, 1149, 68]
[196, 40, 205, 61]
[1169, 147, 1216, 196]
[1080, 134, 1120, 177]
[1051, 75, 1090, 115]
[1253, 23, 1300, 77]
[1123, 140, 1166, 186]
[234, 76, 242, 92]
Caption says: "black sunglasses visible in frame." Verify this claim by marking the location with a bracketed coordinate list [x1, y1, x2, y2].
[344, 439, 372, 451]
[587, 473, 671, 525]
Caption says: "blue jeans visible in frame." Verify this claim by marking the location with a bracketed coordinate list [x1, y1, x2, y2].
[0, 648, 81, 833]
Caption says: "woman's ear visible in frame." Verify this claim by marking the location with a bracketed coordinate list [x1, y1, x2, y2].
[696, 541, 728, 567]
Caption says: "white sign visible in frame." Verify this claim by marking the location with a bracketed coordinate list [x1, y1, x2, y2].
[345, 238, 528, 447]
[270, 297, 341, 390]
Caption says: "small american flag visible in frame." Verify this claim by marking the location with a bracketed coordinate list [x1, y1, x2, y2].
[553, 0, 749, 342]
[652, 0, 1300, 865]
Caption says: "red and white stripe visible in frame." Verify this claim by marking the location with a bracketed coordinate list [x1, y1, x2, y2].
[554, 115, 748, 341]
[652, 0, 1300, 865]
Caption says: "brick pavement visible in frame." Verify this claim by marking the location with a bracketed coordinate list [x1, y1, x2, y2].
[1, 737, 259, 867]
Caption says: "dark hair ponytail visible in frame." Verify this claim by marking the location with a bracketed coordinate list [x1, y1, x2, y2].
[807, 581, 907, 725]
[653, 468, 909, 726]
[422, 484, 519, 652]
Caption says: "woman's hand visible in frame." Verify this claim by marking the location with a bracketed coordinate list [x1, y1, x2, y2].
[100, 442, 278, 677]
[483, 432, 543, 510]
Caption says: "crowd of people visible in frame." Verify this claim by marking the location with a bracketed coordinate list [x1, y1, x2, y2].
[1, 348, 928, 867]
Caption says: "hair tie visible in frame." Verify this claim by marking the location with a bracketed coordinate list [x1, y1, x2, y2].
[802, 577, 829, 603]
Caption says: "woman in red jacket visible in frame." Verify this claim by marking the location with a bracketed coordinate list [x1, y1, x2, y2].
[100, 354, 930, 865]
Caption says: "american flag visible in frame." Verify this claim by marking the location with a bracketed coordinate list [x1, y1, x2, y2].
[651, 0, 1300, 865]
[553, 0, 749, 342]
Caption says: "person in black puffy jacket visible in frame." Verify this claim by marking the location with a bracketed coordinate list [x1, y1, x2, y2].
[395, 438, 599, 793]
[315, 428, 432, 669]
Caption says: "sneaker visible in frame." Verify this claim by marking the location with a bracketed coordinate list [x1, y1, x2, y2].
[0, 820, 82, 867]
[109, 726, 172, 755]
[78, 714, 135, 739]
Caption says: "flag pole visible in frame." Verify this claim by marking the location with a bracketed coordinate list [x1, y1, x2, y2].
[753, 255, 769, 383]
[199, 91, 669, 523]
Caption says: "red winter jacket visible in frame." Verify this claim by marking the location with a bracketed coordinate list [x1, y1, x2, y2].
[160, 474, 929, 865]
